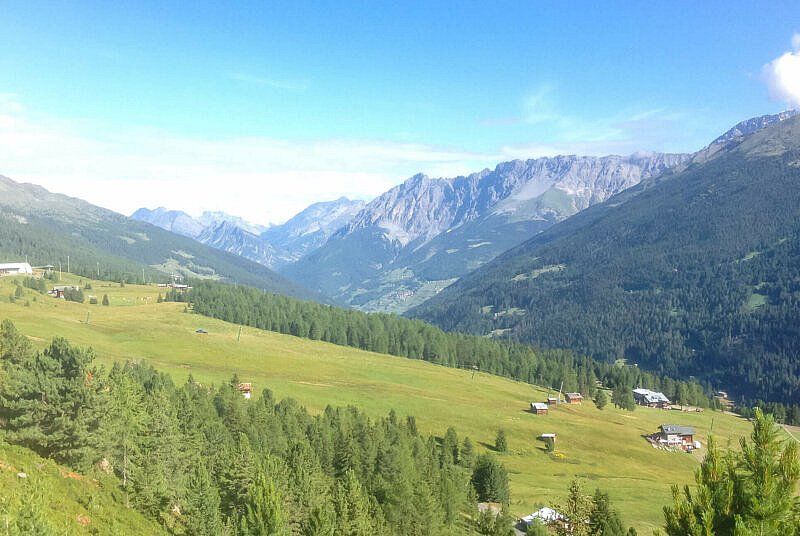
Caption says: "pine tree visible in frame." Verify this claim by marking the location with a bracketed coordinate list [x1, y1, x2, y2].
[183, 460, 224, 536]
[333, 469, 375, 536]
[557, 480, 592, 536]
[240, 466, 289, 536]
[495, 429, 508, 453]
[595, 389, 608, 410]
[662, 408, 800, 535]
[102, 294, 110, 306]
[101, 369, 148, 505]
[471, 454, 509, 505]
[460, 436, 476, 468]
[588, 489, 626, 536]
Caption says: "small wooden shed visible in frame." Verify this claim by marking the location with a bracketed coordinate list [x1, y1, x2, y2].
[530, 402, 549, 415]
[565, 392, 583, 404]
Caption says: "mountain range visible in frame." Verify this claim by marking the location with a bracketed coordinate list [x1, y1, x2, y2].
[130, 111, 798, 316]
[410, 112, 800, 403]
[132, 197, 364, 271]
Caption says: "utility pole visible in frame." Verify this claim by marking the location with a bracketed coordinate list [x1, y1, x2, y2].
[67, 255, 70, 274]
[85, 311, 90, 325]
[97, 262, 100, 278]
[59, 262, 62, 281]
[237, 326, 242, 341]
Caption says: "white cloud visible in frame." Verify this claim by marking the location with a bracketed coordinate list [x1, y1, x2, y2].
[763, 33, 800, 109]
[0, 96, 498, 224]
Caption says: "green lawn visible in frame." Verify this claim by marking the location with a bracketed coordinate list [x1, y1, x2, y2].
[0, 275, 755, 533]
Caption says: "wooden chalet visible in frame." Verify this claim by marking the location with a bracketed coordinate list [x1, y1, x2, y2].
[530, 402, 549, 415]
[546, 396, 559, 405]
[565, 392, 583, 404]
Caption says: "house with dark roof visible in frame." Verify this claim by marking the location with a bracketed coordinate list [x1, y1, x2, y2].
[657, 424, 695, 446]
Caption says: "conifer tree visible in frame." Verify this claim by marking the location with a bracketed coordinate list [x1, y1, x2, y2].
[557, 480, 592, 536]
[240, 466, 289, 536]
[101, 368, 148, 504]
[460, 436, 476, 468]
[662, 408, 800, 535]
[183, 460, 224, 536]
[471, 454, 510, 505]
[595, 389, 608, 410]
[588, 489, 626, 536]
[333, 469, 375, 536]
[495, 429, 508, 453]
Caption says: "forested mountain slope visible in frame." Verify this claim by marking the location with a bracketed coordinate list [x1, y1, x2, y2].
[0, 175, 318, 300]
[411, 114, 800, 404]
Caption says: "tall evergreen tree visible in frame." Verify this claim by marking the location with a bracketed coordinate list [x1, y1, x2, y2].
[240, 466, 289, 536]
[183, 460, 224, 536]
[333, 469, 375, 536]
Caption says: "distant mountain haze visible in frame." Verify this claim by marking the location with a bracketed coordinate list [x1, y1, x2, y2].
[131, 197, 364, 271]
[0, 176, 318, 300]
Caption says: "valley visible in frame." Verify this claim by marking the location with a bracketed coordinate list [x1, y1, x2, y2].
[0, 275, 754, 532]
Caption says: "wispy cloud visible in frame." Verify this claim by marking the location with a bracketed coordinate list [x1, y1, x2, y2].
[522, 83, 573, 128]
[0, 96, 498, 224]
[229, 72, 309, 92]
[763, 33, 800, 109]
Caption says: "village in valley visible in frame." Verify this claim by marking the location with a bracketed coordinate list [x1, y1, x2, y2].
[512, 384, 727, 533]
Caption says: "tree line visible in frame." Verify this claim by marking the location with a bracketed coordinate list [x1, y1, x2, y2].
[187, 281, 714, 409]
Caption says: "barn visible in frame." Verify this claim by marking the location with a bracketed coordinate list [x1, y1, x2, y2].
[0, 263, 33, 276]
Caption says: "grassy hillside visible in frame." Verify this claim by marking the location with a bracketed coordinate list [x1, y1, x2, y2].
[0, 275, 756, 533]
[0, 440, 168, 535]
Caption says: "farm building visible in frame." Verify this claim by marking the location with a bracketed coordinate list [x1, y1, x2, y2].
[530, 402, 549, 415]
[238, 382, 253, 399]
[546, 396, 559, 405]
[519, 507, 564, 527]
[565, 392, 583, 404]
[0, 263, 33, 276]
[656, 424, 695, 446]
[49, 286, 80, 298]
[633, 388, 671, 408]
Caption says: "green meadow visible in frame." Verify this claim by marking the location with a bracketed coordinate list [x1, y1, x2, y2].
[0, 275, 755, 533]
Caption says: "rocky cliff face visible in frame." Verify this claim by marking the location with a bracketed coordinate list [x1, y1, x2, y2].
[287, 152, 691, 312]
[710, 110, 798, 146]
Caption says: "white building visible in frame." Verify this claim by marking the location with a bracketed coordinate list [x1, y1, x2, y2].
[0, 263, 33, 276]
[520, 507, 563, 527]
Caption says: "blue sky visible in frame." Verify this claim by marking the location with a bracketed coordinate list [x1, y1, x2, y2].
[1, 2, 799, 223]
